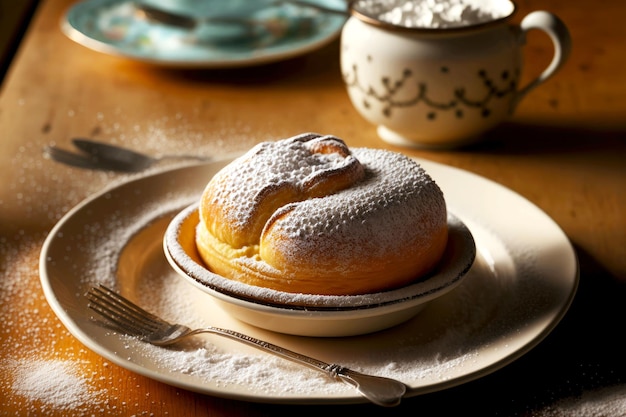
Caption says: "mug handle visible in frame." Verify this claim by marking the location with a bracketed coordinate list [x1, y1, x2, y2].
[514, 11, 572, 107]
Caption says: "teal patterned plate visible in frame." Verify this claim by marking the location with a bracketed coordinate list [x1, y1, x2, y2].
[62, 0, 347, 68]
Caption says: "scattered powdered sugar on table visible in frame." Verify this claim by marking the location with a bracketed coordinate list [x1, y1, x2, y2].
[0, 205, 171, 415]
[0, 238, 115, 415]
[0, 103, 269, 413]
[532, 384, 626, 417]
[354, 0, 513, 28]
[8, 357, 108, 412]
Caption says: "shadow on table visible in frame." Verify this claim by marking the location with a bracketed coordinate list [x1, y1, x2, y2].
[471, 119, 626, 157]
[144, 40, 344, 89]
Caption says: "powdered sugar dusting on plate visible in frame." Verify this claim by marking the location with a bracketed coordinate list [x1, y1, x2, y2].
[124, 251, 488, 395]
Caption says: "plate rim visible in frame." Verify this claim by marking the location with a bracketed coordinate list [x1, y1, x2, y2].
[60, 0, 348, 68]
[39, 157, 579, 404]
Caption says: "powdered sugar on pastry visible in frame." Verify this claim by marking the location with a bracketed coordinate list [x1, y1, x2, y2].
[258, 148, 444, 273]
[196, 133, 448, 295]
[200, 133, 364, 248]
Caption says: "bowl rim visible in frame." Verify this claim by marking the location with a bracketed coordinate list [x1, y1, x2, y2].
[163, 203, 476, 312]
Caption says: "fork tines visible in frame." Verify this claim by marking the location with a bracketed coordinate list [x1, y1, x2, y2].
[87, 285, 167, 336]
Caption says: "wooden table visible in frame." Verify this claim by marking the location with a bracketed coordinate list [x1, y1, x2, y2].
[1, 0, 624, 415]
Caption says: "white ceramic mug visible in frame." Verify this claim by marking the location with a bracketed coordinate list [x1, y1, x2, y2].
[340, 0, 572, 149]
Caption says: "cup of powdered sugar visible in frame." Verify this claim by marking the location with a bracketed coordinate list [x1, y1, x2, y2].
[340, 0, 572, 149]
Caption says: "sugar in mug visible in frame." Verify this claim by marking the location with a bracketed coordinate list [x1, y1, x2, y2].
[340, 0, 572, 149]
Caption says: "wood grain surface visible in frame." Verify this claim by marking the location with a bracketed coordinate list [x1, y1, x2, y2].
[1, 0, 624, 415]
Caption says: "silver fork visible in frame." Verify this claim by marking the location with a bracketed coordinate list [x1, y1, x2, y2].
[87, 285, 407, 407]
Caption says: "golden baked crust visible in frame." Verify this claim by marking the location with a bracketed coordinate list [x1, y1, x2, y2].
[196, 133, 448, 295]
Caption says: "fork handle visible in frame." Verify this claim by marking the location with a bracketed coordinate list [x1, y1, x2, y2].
[193, 327, 406, 407]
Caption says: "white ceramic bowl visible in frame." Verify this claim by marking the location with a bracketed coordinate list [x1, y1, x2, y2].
[164, 204, 476, 337]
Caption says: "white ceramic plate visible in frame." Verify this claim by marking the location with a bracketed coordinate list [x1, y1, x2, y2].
[40, 157, 578, 404]
[61, 0, 347, 68]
